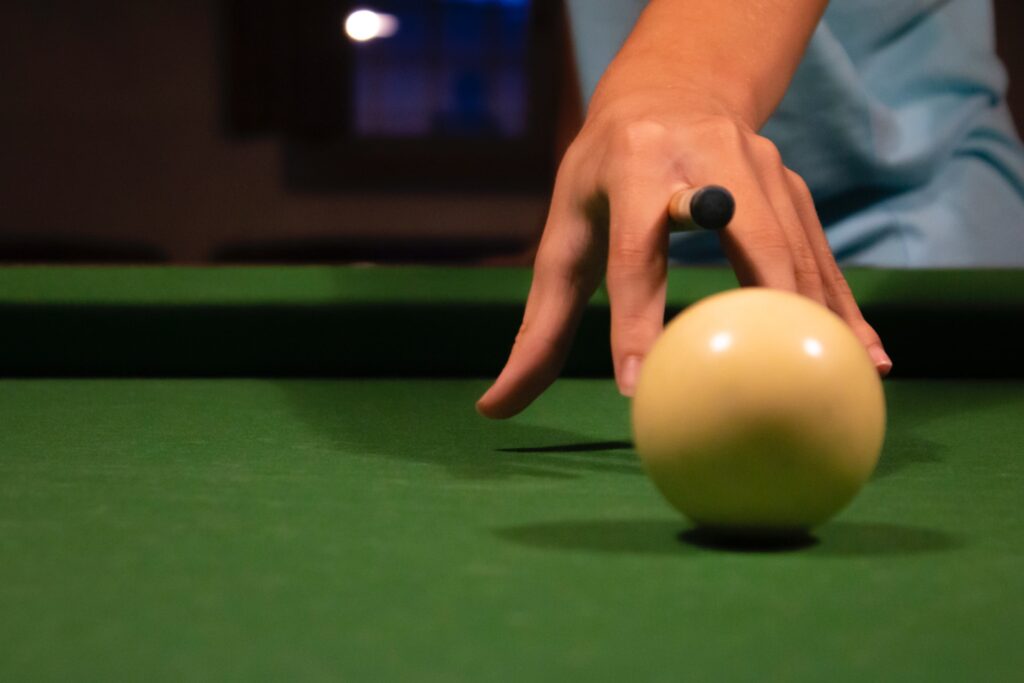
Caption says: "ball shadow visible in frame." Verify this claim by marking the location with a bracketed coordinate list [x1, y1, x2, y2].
[872, 431, 945, 479]
[495, 518, 961, 557]
[679, 528, 818, 553]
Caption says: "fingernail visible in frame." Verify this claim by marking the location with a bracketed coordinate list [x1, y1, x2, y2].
[869, 344, 893, 376]
[619, 355, 642, 397]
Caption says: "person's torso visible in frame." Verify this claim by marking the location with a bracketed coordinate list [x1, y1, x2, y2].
[565, 0, 1024, 265]
[766, 0, 1013, 199]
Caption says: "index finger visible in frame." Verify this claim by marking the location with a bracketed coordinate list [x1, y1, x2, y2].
[475, 194, 601, 419]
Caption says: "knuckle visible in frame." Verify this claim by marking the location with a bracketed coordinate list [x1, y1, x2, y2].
[793, 251, 821, 282]
[761, 244, 796, 272]
[559, 139, 587, 173]
[609, 247, 656, 275]
[823, 270, 872, 327]
[826, 269, 856, 299]
[514, 319, 563, 355]
[611, 231, 661, 271]
[850, 319, 882, 345]
[734, 222, 791, 256]
[785, 169, 817, 213]
[752, 135, 783, 165]
[748, 239, 797, 277]
[613, 310, 654, 330]
[514, 320, 530, 344]
[786, 231, 820, 275]
[535, 250, 587, 286]
[785, 168, 811, 195]
[794, 262, 827, 303]
[612, 312, 661, 345]
[609, 119, 669, 156]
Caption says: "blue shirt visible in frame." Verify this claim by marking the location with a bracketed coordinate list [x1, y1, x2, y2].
[566, 0, 1024, 267]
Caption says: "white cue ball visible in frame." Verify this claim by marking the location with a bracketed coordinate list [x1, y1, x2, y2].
[631, 288, 886, 536]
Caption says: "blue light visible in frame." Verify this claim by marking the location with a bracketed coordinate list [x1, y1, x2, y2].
[442, 0, 529, 6]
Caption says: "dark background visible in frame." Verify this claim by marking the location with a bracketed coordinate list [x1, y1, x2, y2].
[0, 0, 1020, 265]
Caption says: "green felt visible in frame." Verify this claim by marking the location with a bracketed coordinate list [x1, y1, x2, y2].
[1, 379, 1022, 681]
[0, 265, 1022, 307]
[0, 267, 1021, 377]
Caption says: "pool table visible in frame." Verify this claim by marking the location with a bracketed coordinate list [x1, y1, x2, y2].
[1, 266, 1022, 681]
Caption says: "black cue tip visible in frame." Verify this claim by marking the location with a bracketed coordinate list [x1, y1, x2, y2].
[690, 185, 736, 231]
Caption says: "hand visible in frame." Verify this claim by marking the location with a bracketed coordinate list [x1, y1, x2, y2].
[476, 88, 892, 420]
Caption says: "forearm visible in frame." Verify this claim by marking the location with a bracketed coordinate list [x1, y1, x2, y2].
[591, 0, 828, 128]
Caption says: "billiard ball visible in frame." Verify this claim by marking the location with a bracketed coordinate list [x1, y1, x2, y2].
[631, 288, 886, 537]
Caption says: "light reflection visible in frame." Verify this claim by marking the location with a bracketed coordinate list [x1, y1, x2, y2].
[709, 332, 732, 353]
[344, 9, 400, 42]
[803, 337, 824, 358]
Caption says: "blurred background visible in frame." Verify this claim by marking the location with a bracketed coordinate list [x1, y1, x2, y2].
[0, 0, 1020, 266]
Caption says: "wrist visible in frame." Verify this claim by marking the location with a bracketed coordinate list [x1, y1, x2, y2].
[589, 53, 763, 129]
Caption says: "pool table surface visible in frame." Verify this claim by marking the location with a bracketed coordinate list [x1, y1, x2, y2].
[1, 267, 1022, 681]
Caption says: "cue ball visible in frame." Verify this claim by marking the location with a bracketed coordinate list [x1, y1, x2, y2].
[631, 288, 886, 536]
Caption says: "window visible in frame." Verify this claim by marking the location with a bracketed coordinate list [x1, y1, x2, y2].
[224, 0, 566, 191]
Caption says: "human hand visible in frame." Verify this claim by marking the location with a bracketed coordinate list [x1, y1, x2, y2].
[476, 88, 891, 420]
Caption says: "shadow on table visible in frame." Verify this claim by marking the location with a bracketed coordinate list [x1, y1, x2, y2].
[273, 379, 642, 481]
[494, 518, 962, 557]
[273, 355, 1024, 487]
[273, 378, 1021, 484]
[873, 380, 1023, 479]
[498, 440, 633, 454]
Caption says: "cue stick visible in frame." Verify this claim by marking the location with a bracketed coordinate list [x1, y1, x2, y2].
[668, 185, 735, 232]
